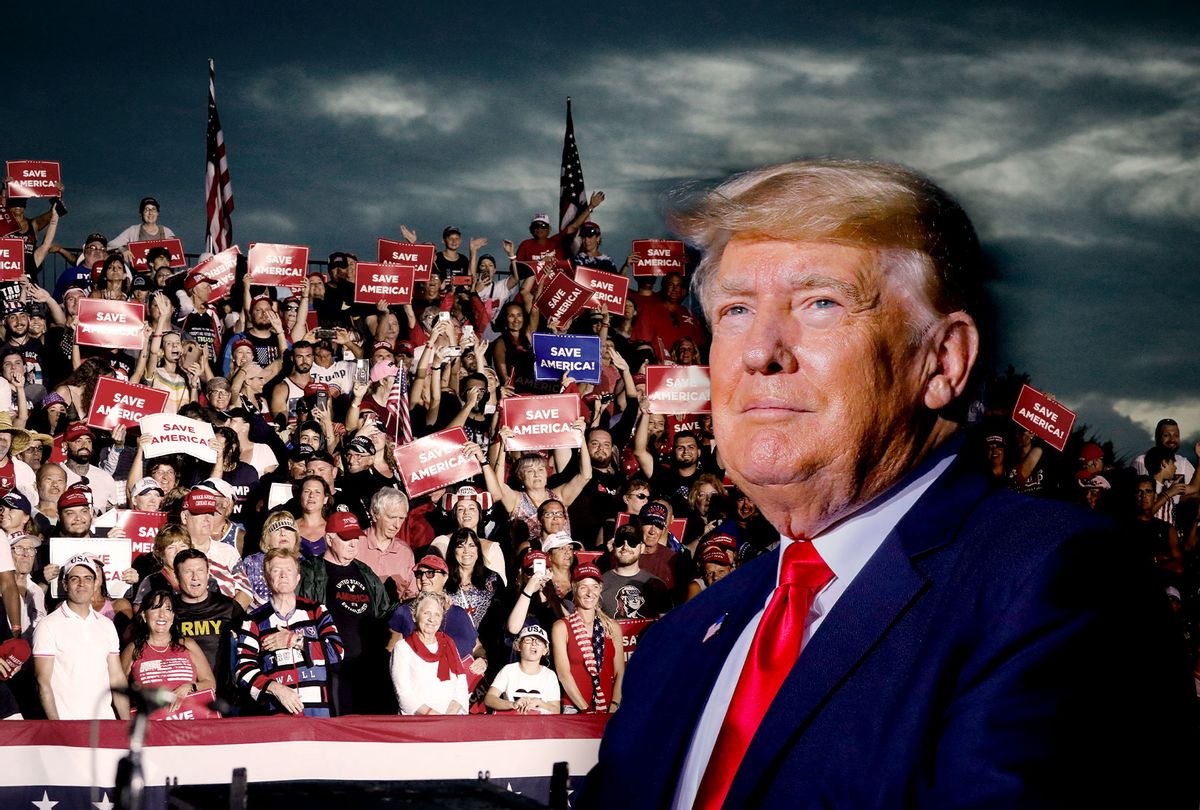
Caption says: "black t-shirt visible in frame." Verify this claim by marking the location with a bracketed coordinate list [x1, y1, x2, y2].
[177, 592, 245, 699]
[181, 309, 221, 363]
[651, 465, 705, 515]
[434, 252, 469, 279]
[224, 461, 260, 519]
[601, 569, 671, 618]
[323, 561, 371, 661]
[246, 331, 282, 367]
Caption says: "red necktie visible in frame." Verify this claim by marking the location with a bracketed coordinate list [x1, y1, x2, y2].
[692, 540, 834, 810]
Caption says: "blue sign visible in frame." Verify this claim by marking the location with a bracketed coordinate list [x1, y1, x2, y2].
[532, 333, 602, 384]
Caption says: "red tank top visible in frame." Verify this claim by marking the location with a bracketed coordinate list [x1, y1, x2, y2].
[131, 643, 196, 690]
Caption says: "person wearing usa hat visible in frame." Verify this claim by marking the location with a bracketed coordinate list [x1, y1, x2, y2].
[298, 511, 396, 714]
[551, 562, 623, 714]
[31, 554, 130, 720]
[484, 624, 561, 715]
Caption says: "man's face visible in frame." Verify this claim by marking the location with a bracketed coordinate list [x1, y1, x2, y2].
[662, 273, 687, 304]
[306, 460, 336, 489]
[1135, 481, 1156, 515]
[6, 313, 28, 337]
[265, 556, 300, 596]
[292, 347, 314, 374]
[347, 449, 373, 473]
[1, 351, 24, 383]
[641, 522, 664, 548]
[444, 233, 462, 251]
[372, 500, 408, 539]
[178, 557, 210, 600]
[588, 431, 614, 467]
[673, 436, 699, 467]
[708, 239, 955, 535]
[60, 505, 93, 536]
[67, 436, 93, 464]
[1157, 424, 1181, 453]
[184, 510, 214, 542]
[12, 539, 38, 575]
[65, 565, 97, 606]
[38, 466, 66, 502]
[251, 300, 274, 328]
[611, 532, 642, 566]
[326, 532, 359, 562]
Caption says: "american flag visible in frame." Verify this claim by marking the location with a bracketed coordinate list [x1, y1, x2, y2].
[205, 58, 235, 253]
[559, 98, 587, 234]
[388, 360, 413, 446]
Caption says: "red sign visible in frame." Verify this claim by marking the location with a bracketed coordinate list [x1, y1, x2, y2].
[0, 237, 24, 280]
[645, 365, 711, 414]
[247, 243, 309, 289]
[354, 261, 415, 305]
[378, 239, 435, 284]
[631, 239, 686, 277]
[127, 238, 187, 270]
[1011, 384, 1075, 452]
[617, 618, 655, 661]
[533, 270, 596, 328]
[574, 266, 629, 315]
[75, 299, 145, 351]
[500, 394, 582, 451]
[86, 378, 170, 431]
[159, 688, 221, 720]
[5, 160, 61, 198]
[0, 207, 19, 237]
[190, 246, 239, 301]
[104, 510, 169, 560]
[392, 427, 482, 499]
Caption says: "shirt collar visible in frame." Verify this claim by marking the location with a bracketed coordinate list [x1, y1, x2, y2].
[781, 444, 958, 585]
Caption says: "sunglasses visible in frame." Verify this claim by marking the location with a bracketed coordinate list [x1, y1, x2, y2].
[628, 492, 649, 500]
[415, 569, 445, 579]
[613, 537, 643, 549]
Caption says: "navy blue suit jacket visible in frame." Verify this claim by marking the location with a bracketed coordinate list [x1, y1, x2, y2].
[584, 457, 1197, 808]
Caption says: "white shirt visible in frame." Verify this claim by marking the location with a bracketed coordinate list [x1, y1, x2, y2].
[390, 637, 469, 715]
[32, 603, 120, 720]
[673, 452, 956, 809]
[64, 463, 123, 512]
[1132, 453, 1196, 505]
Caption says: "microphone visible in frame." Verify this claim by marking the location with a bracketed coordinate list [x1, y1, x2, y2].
[113, 684, 178, 710]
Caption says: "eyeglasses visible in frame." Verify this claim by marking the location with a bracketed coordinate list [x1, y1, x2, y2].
[628, 492, 649, 500]
[613, 537, 642, 549]
[542, 511, 566, 519]
[12, 546, 38, 556]
[415, 570, 444, 579]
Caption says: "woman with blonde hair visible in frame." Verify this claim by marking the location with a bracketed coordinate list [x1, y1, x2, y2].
[551, 563, 624, 714]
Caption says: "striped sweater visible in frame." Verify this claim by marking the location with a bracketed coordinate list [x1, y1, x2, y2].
[234, 597, 344, 717]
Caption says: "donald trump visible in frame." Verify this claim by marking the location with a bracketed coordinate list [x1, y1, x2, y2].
[584, 160, 1196, 808]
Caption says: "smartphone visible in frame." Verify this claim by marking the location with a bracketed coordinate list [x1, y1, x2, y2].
[315, 327, 337, 341]
[462, 324, 474, 338]
[442, 347, 463, 358]
[316, 391, 328, 411]
[355, 359, 369, 385]
[532, 557, 547, 576]
[52, 197, 68, 217]
[438, 311, 451, 323]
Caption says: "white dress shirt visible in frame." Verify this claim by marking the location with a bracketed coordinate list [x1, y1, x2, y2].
[673, 453, 956, 809]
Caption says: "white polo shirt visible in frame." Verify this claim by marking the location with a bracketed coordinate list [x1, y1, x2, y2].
[32, 603, 120, 720]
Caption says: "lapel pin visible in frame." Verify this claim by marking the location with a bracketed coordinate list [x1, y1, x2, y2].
[702, 613, 727, 643]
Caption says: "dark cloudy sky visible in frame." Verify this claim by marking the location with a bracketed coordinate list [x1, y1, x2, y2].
[7, 2, 1198, 456]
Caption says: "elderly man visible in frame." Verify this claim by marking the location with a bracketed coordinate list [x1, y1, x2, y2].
[235, 549, 343, 717]
[299, 511, 395, 714]
[357, 487, 418, 602]
[586, 160, 1195, 809]
[32, 554, 129, 720]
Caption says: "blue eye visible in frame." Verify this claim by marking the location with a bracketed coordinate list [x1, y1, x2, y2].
[812, 298, 838, 309]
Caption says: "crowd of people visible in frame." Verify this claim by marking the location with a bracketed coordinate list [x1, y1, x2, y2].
[0, 185, 1194, 723]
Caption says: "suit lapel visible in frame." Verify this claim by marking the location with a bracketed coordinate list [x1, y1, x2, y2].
[725, 460, 992, 805]
[645, 549, 780, 798]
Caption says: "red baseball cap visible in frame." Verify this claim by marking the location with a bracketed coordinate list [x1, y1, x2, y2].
[64, 422, 94, 443]
[413, 554, 449, 574]
[57, 484, 92, 511]
[0, 639, 31, 682]
[304, 382, 330, 397]
[572, 562, 603, 583]
[325, 511, 365, 540]
[183, 488, 218, 515]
